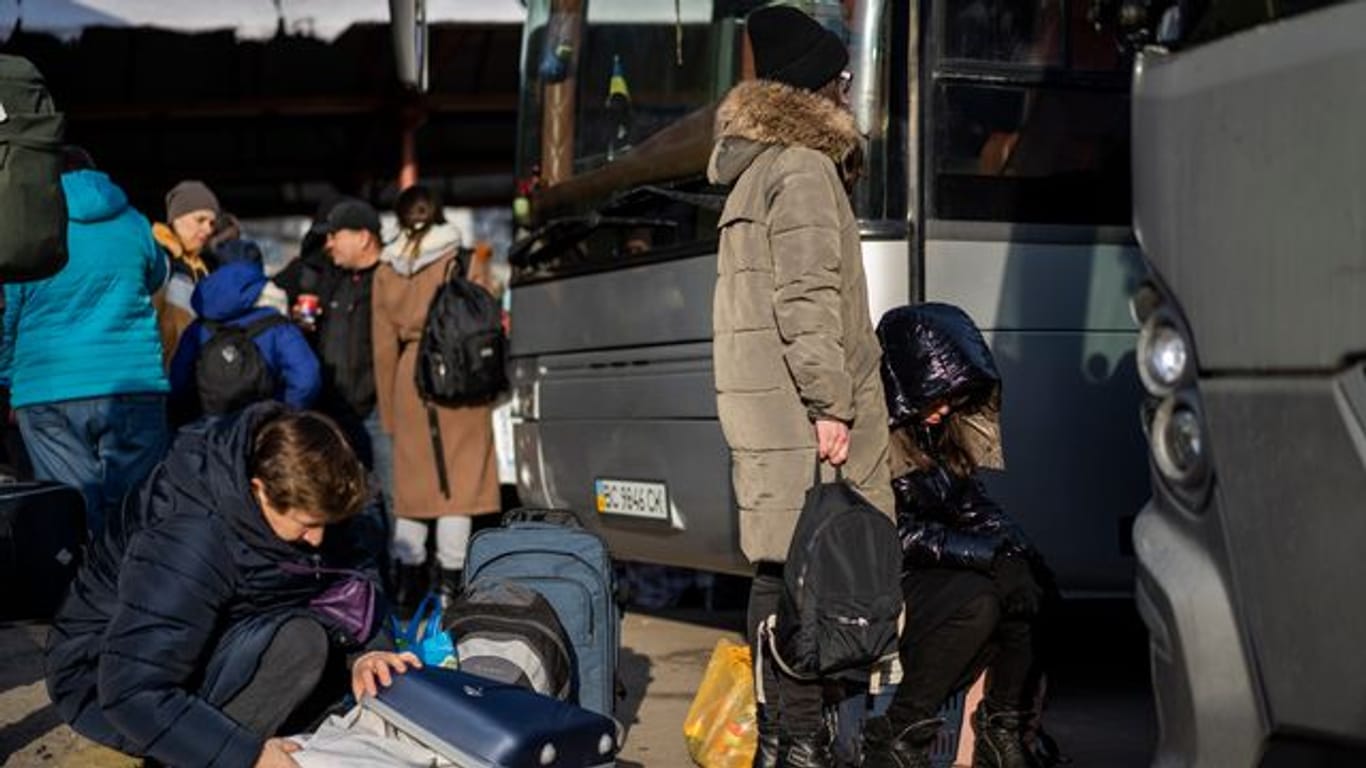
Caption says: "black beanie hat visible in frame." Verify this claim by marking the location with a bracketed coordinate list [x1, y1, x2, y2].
[747, 5, 849, 92]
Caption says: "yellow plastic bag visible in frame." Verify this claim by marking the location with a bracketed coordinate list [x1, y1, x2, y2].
[683, 638, 757, 768]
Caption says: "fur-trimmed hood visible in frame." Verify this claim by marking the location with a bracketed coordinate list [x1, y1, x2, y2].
[708, 79, 862, 186]
[382, 222, 461, 278]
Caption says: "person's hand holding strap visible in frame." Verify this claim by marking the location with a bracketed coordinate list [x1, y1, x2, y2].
[816, 419, 851, 466]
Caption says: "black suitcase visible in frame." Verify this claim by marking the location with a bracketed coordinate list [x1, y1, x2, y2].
[0, 481, 85, 620]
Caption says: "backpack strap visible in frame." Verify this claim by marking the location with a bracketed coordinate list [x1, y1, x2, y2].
[242, 313, 291, 338]
[427, 404, 452, 499]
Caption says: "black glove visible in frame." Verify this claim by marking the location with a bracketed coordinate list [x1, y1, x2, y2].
[994, 554, 1043, 617]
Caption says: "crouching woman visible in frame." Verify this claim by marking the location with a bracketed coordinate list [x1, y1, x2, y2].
[45, 404, 416, 768]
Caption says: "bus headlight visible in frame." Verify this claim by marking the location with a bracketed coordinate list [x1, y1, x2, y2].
[1137, 311, 1193, 396]
[1150, 397, 1208, 488]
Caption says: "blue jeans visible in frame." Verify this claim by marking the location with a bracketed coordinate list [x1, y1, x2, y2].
[364, 410, 396, 519]
[17, 394, 169, 536]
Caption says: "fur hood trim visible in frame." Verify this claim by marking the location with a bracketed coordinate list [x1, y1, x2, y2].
[714, 79, 861, 165]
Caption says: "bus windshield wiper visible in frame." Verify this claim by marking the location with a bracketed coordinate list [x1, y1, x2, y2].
[509, 212, 677, 268]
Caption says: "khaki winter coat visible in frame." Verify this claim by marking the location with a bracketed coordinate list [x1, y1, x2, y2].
[708, 80, 893, 564]
[373, 237, 500, 520]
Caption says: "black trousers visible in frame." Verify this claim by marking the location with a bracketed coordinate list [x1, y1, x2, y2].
[748, 565, 826, 739]
[221, 617, 334, 736]
[886, 568, 1043, 725]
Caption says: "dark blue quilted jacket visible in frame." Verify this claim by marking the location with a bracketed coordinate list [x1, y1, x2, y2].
[44, 403, 379, 768]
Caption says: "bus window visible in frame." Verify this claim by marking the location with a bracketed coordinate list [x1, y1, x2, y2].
[928, 0, 1132, 227]
[940, 0, 1064, 66]
[572, 1, 735, 174]
[513, 0, 905, 281]
[1068, 0, 1124, 71]
[931, 82, 1130, 225]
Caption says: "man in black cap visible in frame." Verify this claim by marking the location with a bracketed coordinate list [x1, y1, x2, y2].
[277, 199, 387, 472]
[708, 5, 894, 768]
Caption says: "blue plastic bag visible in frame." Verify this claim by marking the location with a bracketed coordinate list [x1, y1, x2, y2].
[391, 593, 458, 669]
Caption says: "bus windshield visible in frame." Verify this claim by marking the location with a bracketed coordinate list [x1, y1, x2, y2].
[514, 0, 904, 279]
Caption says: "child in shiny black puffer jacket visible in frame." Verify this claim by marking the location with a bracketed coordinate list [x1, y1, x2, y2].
[862, 303, 1058, 768]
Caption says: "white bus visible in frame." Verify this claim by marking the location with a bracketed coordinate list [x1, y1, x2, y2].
[507, 0, 1146, 593]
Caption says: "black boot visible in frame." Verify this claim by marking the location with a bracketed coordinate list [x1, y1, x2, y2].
[389, 562, 429, 618]
[861, 716, 940, 768]
[753, 704, 780, 768]
[437, 568, 464, 607]
[781, 724, 834, 768]
[972, 705, 1040, 768]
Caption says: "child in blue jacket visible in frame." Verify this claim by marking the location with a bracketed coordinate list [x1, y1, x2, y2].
[169, 250, 321, 418]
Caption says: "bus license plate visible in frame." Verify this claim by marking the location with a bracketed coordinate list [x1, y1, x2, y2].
[595, 478, 669, 521]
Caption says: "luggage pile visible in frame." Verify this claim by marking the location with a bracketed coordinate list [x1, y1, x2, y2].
[295, 507, 625, 767]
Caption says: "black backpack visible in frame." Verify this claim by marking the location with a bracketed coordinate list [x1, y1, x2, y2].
[0, 55, 67, 283]
[445, 578, 575, 701]
[414, 260, 508, 407]
[771, 467, 903, 680]
[195, 315, 289, 415]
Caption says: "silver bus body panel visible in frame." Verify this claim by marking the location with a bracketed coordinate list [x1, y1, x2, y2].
[1133, 502, 1261, 768]
[1134, 3, 1366, 760]
[1132, 1, 1366, 372]
[924, 237, 1149, 591]
[510, 255, 715, 358]
[510, 232, 1146, 588]
[509, 242, 909, 575]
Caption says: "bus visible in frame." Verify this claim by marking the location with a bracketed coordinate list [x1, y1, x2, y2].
[1130, 1, 1366, 764]
[507, 0, 1147, 593]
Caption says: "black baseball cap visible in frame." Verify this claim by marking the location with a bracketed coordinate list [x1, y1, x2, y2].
[322, 198, 381, 236]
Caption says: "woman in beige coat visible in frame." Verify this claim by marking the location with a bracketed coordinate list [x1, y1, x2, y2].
[708, 7, 893, 766]
[373, 186, 500, 603]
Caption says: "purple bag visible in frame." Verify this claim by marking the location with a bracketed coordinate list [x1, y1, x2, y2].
[281, 562, 380, 646]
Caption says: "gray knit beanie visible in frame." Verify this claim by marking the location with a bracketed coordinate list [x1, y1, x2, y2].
[165, 180, 220, 222]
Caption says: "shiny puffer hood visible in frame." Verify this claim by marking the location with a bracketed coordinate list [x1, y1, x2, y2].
[877, 303, 1001, 422]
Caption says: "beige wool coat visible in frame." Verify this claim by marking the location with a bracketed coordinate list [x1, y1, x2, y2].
[373, 230, 500, 520]
[708, 80, 894, 564]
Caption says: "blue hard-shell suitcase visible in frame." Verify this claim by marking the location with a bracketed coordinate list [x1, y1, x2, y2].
[367, 666, 618, 768]
[464, 508, 621, 717]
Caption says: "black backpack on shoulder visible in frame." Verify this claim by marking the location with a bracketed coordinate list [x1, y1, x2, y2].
[195, 314, 290, 415]
[414, 259, 508, 407]
[770, 466, 903, 680]
[0, 55, 67, 283]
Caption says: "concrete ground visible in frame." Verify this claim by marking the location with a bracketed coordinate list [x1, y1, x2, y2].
[0, 611, 740, 768]
[1, 601, 1154, 768]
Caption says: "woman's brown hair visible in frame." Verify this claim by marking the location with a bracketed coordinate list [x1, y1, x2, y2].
[394, 184, 446, 259]
[249, 411, 368, 523]
[893, 414, 977, 479]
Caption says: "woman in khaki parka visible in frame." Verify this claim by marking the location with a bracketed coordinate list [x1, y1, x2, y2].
[707, 6, 893, 767]
[373, 186, 500, 606]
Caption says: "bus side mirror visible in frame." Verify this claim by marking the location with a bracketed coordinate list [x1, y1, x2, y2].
[389, 0, 429, 92]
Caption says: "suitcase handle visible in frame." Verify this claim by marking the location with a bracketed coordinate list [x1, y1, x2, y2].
[503, 507, 583, 528]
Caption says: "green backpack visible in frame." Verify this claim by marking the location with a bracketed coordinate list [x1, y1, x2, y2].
[0, 55, 66, 282]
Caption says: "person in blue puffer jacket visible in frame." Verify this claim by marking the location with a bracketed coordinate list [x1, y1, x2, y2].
[168, 250, 322, 421]
[0, 148, 170, 536]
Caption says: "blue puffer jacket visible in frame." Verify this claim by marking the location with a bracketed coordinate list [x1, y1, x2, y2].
[168, 260, 321, 411]
[44, 404, 382, 768]
[0, 170, 168, 407]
